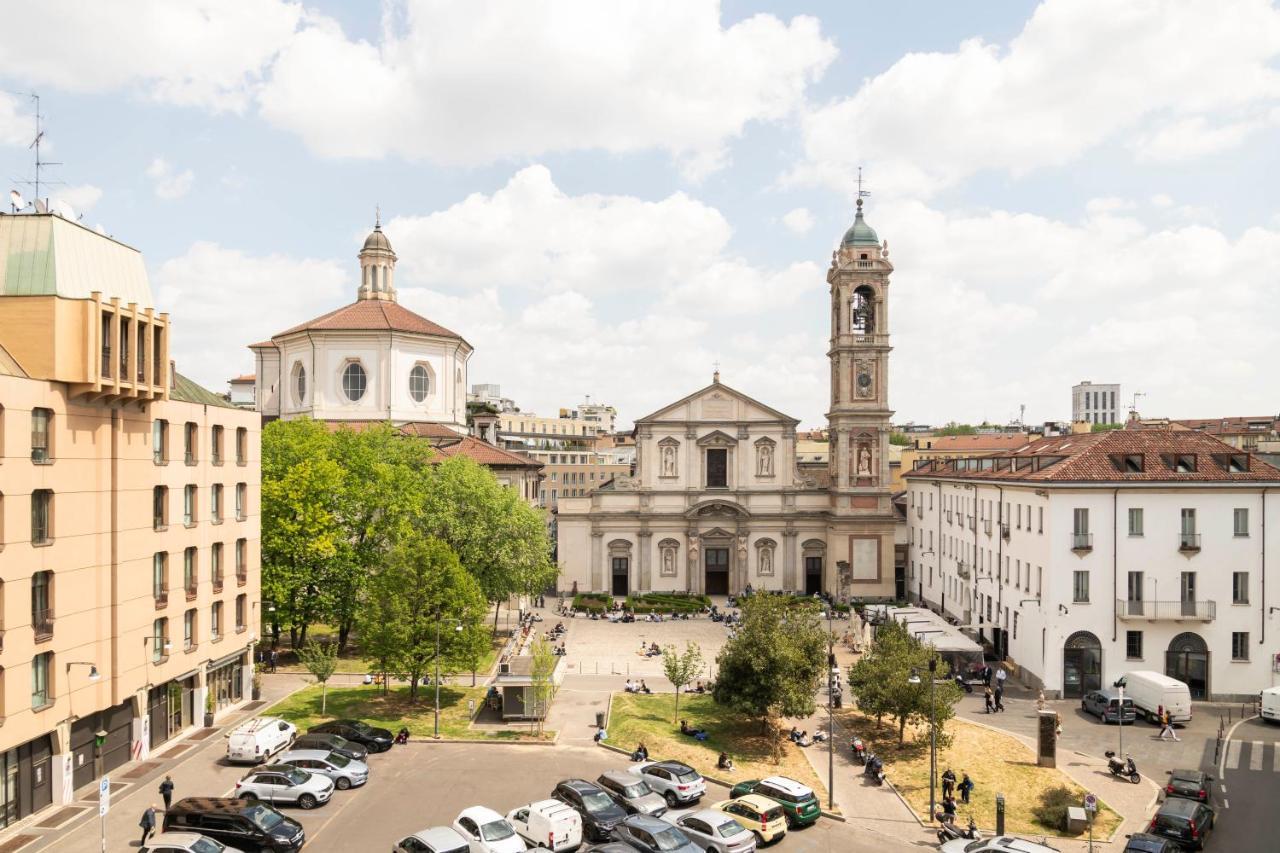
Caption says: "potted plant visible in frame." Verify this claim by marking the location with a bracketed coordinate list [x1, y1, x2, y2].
[204, 690, 216, 727]
[251, 670, 262, 701]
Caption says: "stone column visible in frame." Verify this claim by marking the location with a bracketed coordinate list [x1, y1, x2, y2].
[685, 427, 698, 490]
[687, 530, 701, 594]
[783, 529, 798, 591]
[638, 530, 653, 592]
[590, 531, 604, 592]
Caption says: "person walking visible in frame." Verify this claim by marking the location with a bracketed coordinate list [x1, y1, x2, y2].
[1159, 708, 1180, 741]
[158, 775, 175, 810]
[941, 768, 956, 799]
[994, 684, 1005, 713]
[139, 804, 158, 846]
[958, 773, 974, 805]
[983, 685, 994, 713]
[995, 666, 1007, 691]
[269, 648, 278, 673]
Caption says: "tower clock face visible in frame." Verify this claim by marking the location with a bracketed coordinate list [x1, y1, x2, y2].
[856, 370, 873, 396]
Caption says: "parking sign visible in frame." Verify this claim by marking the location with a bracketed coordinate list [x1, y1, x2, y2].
[1083, 792, 1097, 813]
[98, 776, 110, 816]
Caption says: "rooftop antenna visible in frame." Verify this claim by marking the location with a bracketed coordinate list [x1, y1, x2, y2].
[9, 188, 25, 212]
[9, 93, 63, 206]
[1128, 392, 1146, 417]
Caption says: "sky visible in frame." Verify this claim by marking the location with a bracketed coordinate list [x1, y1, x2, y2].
[2, 0, 1278, 430]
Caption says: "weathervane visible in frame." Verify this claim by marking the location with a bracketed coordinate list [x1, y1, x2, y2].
[856, 166, 870, 208]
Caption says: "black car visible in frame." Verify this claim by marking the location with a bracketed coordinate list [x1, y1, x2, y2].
[1123, 833, 1184, 853]
[308, 719, 393, 753]
[291, 731, 369, 762]
[1147, 796, 1214, 850]
[163, 797, 305, 852]
[1165, 768, 1213, 803]
[551, 778, 628, 842]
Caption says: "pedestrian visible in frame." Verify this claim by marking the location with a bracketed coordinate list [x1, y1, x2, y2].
[983, 686, 994, 713]
[269, 648, 278, 673]
[139, 804, 158, 846]
[983, 665, 992, 686]
[941, 768, 956, 799]
[995, 667, 1007, 690]
[158, 774, 174, 810]
[958, 773, 974, 804]
[941, 795, 957, 820]
[994, 685, 1005, 713]
[1159, 708, 1180, 741]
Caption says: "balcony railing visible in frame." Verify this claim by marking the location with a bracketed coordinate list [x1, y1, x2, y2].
[154, 589, 169, 608]
[101, 348, 112, 378]
[1072, 533, 1094, 552]
[999, 523, 1010, 540]
[1179, 533, 1202, 552]
[185, 581, 198, 601]
[236, 569, 248, 587]
[967, 516, 976, 531]
[213, 573, 224, 593]
[916, 506, 923, 519]
[1116, 598, 1216, 622]
[33, 608, 54, 641]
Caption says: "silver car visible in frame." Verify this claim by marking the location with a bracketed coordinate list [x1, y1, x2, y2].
[235, 763, 334, 809]
[673, 810, 756, 853]
[278, 748, 369, 790]
[597, 771, 667, 817]
[394, 825, 471, 853]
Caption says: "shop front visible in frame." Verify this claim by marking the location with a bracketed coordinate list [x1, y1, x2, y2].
[207, 651, 246, 713]
[148, 673, 197, 750]
[0, 734, 53, 829]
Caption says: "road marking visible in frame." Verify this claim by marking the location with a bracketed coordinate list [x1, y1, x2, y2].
[1217, 712, 1259, 779]
[1275, 744, 1280, 773]
[1250, 740, 1264, 771]
[1225, 740, 1241, 770]
[1223, 798, 1229, 809]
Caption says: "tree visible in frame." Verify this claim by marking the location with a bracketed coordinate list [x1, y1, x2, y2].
[359, 533, 487, 698]
[661, 642, 704, 724]
[297, 640, 339, 714]
[848, 620, 963, 744]
[1091, 422, 1123, 432]
[934, 423, 977, 436]
[889, 431, 911, 446]
[529, 637, 557, 736]
[712, 596, 827, 744]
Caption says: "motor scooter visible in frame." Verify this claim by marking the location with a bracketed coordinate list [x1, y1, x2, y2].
[935, 813, 978, 843]
[863, 754, 884, 785]
[850, 736, 867, 765]
[1104, 750, 1141, 784]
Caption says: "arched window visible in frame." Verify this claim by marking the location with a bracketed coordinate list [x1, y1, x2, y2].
[409, 364, 430, 403]
[851, 285, 876, 334]
[291, 362, 306, 405]
[341, 362, 367, 402]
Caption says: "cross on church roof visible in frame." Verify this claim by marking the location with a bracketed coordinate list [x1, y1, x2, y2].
[713, 360, 721, 383]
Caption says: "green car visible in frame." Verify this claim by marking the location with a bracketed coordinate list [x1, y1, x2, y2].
[728, 776, 821, 827]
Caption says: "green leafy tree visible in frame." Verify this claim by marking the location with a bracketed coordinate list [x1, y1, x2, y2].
[889, 431, 912, 446]
[359, 533, 487, 698]
[1091, 422, 1123, 432]
[529, 637, 557, 736]
[934, 423, 978, 436]
[848, 620, 963, 744]
[661, 642, 704, 724]
[712, 596, 827, 744]
[297, 640, 339, 714]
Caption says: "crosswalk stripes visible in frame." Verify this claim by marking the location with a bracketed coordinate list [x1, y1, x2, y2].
[1226, 739, 1241, 769]
[1249, 740, 1264, 771]
[1225, 739, 1280, 772]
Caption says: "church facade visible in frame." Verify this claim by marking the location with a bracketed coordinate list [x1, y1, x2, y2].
[556, 199, 899, 600]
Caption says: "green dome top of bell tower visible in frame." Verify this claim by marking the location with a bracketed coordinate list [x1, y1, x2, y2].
[840, 198, 880, 247]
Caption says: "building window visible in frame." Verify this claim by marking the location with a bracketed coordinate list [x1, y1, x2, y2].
[342, 361, 367, 401]
[292, 362, 307, 406]
[1072, 570, 1089, 603]
[153, 419, 169, 464]
[212, 543, 224, 591]
[31, 652, 52, 709]
[211, 484, 223, 523]
[409, 364, 430, 403]
[184, 609, 197, 651]
[184, 547, 198, 598]
[235, 483, 246, 520]
[31, 489, 52, 544]
[184, 484, 197, 526]
[153, 552, 168, 604]
[211, 602, 223, 641]
[1233, 508, 1249, 537]
[706, 448, 728, 489]
[1231, 632, 1249, 661]
[1012, 612, 1018, 640]
[1072, 508, 1088, 535]
[1126, 630, 1143, 660]
[184, 422, 198, 464]
[1180, 508, 1198, 549]
[1037, 506, 1043, 533]
[32, 570, 53, 639]
[1233, 571, 1249, 604]
[153, 486, 168, 530]
[31, 407, 52, 463]
[152, 618, 169, 662]
[236, 538, 247, 583]
[235, 427, 247, 465]
[211, 425, 224, 465]
[1127, 507, 1143, 537]
[235, 595, 247, 632]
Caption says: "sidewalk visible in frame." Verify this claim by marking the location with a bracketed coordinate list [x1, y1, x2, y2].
[1, 673, 308, 853]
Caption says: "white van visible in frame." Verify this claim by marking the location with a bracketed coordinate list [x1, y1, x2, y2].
[507, 799, 582, 852]
[226, 717, 297, 764]
[1261, 686, 1280, 723]
[1118, 671, 1193, 724]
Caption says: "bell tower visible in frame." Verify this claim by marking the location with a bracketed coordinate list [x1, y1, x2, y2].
[357, 213, 398, 302]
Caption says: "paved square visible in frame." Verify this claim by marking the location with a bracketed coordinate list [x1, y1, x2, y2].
[554, 612, 731, 680]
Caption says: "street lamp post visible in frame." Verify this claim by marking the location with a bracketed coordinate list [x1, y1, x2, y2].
[827, 606, 834, 811]
[433, 613, 462, 739]
[910, 657, 939, 820]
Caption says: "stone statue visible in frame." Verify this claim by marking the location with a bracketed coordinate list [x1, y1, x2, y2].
[662, 548, 674, 576]
[857, 444, 872, 477]
[687, 538, 700, 561]
[661, 444, 677, 477]
[737, 533, 748, 561]
[759, 443, 774, 476]
[760, 548, 773, 576]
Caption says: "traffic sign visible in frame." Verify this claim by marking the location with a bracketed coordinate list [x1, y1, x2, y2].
[98, 776, 111, 816]
[1083, 792, 1097, 813]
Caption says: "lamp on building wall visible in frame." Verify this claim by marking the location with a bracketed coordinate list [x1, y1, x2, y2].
[66, 661, 101, 682]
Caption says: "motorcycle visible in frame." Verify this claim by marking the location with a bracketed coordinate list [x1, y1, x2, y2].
[863, 755, 885, 786]
[850, 737, 867, 765]
[954, 674, 974, 694]
[1104, 750, 1141, 784]
[935, 813, 979, 843]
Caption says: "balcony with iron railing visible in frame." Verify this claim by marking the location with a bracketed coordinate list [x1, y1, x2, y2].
[1072, 533, 1094, 552]
[213, 571, 224, 593]
[33, 608, 54, 641]
[185, 579, 198, 601]
[1178, 533, 1202, 553]
[1116, 598, 1215, 622]
[236, 568, 248, 587]
[999, 523, 1010, 540]
[154, 588, 169, 609]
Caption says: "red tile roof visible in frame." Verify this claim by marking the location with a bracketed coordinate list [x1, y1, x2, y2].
[905, 428, 1280, 483]
[325, 420, 542, 469]
[924, 433, 1029, 452]
[229, 374, 256, 383]
[1172, 416, 1280, 435]
[271, 300, 468, 344]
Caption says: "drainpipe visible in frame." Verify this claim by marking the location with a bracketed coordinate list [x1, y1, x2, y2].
[996, 485, 1004, 659]
[1262, 488, 1268, 645]
[1112, 487, 1119, 643]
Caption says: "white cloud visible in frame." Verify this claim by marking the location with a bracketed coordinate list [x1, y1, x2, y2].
[147, 158, 195, 200]
[0, 0, 303, 112]
[54, 184, 104, 214]
[791, 0, 1280, 195]
[782, 207, 815, 234]
[0, 92, 32, 146]
[1131, 111, 1280, 162]
[259, 0, 835, 176]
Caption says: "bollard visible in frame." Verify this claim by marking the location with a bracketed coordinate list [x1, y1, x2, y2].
[995, 793, 1005, 836]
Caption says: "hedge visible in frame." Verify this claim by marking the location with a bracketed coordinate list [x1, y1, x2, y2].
[624, 593, 711, 614]
[572, 593, 612, 612]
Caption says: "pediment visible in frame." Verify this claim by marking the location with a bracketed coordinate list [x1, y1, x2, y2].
[696, 429, 737, 447]
[635, 380, 799, 426]
[685, 499, 750, 520]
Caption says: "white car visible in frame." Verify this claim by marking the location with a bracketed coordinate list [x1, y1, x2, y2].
[452, 806, 528, 853]
[226, 717, 297, 764]
[628, 761, 706, 808]
[235, 764, 333, 809]
[140, 832, 244, 853]
[940, 837, 1061, 853]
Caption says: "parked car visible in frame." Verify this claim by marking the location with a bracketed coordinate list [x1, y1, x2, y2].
[393, 826, 471, 853]
[627, 761, 706, 808]
[277, 748, 369, 790]
[506, 799, 582, 852]
[451, 806, 528, 853]
[596, 771, 667, 817]
[227, 718, 297, 765]
[672, 809, 757, 853]
[1081, 689, 1136, 724]
[727, 776, 820, 828]
[140, 831, 244, 853]
[551, 779, 627, 842]
[1262, 685, 1280, 723]
[609, 814, 699, 853]
[1118, 671, 1193, 724]
[308, 719, 394, 752]
[940, 838, 1060, 853]
[1146, 796, 1215, 850]
[709, 796, 786, 845]
[291, 731, 368, 762]
[235, 764, 334, 809]
[1121, 833, 1184, 853]
[1164, 768, 1212, 803]
[163, 797, 305, 853]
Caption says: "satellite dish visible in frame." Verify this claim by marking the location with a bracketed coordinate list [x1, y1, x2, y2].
[34, 199, 48, 214]
[55, 199, 78, 221]
[9, 189, 25, 210]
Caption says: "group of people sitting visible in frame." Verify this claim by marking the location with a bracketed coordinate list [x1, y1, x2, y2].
[545, 621, 568, 655]
[680, 719, 709, 741]
[630, 742, 649, 761]
[787, 726, 828, 748]
[623, 679, 652, 694]
[642, 642, 662, 658]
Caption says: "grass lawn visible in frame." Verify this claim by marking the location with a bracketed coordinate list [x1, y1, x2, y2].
[836, 710, 1121, 837]
[607, 693, 830, 806]
[272, 683, 552, 741]
[273, 629, 508, 679]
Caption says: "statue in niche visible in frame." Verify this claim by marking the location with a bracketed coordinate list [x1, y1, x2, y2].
[857, 443, 873, 477]
[760, 548, 773, 576]
[737, 533, 749, 562]
[758, 443, 774, 476]
[662, 548, 675, 576]
[661, 444, 677, 477]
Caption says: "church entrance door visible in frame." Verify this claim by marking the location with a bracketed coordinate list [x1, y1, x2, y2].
[612, 557, 630, 596]
[705, 548, 729, 595]
[804, 556, 823, 595]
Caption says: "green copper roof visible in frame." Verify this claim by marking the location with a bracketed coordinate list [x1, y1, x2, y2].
[172, 372, 238, 409]
[840, 199, 880, 247]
